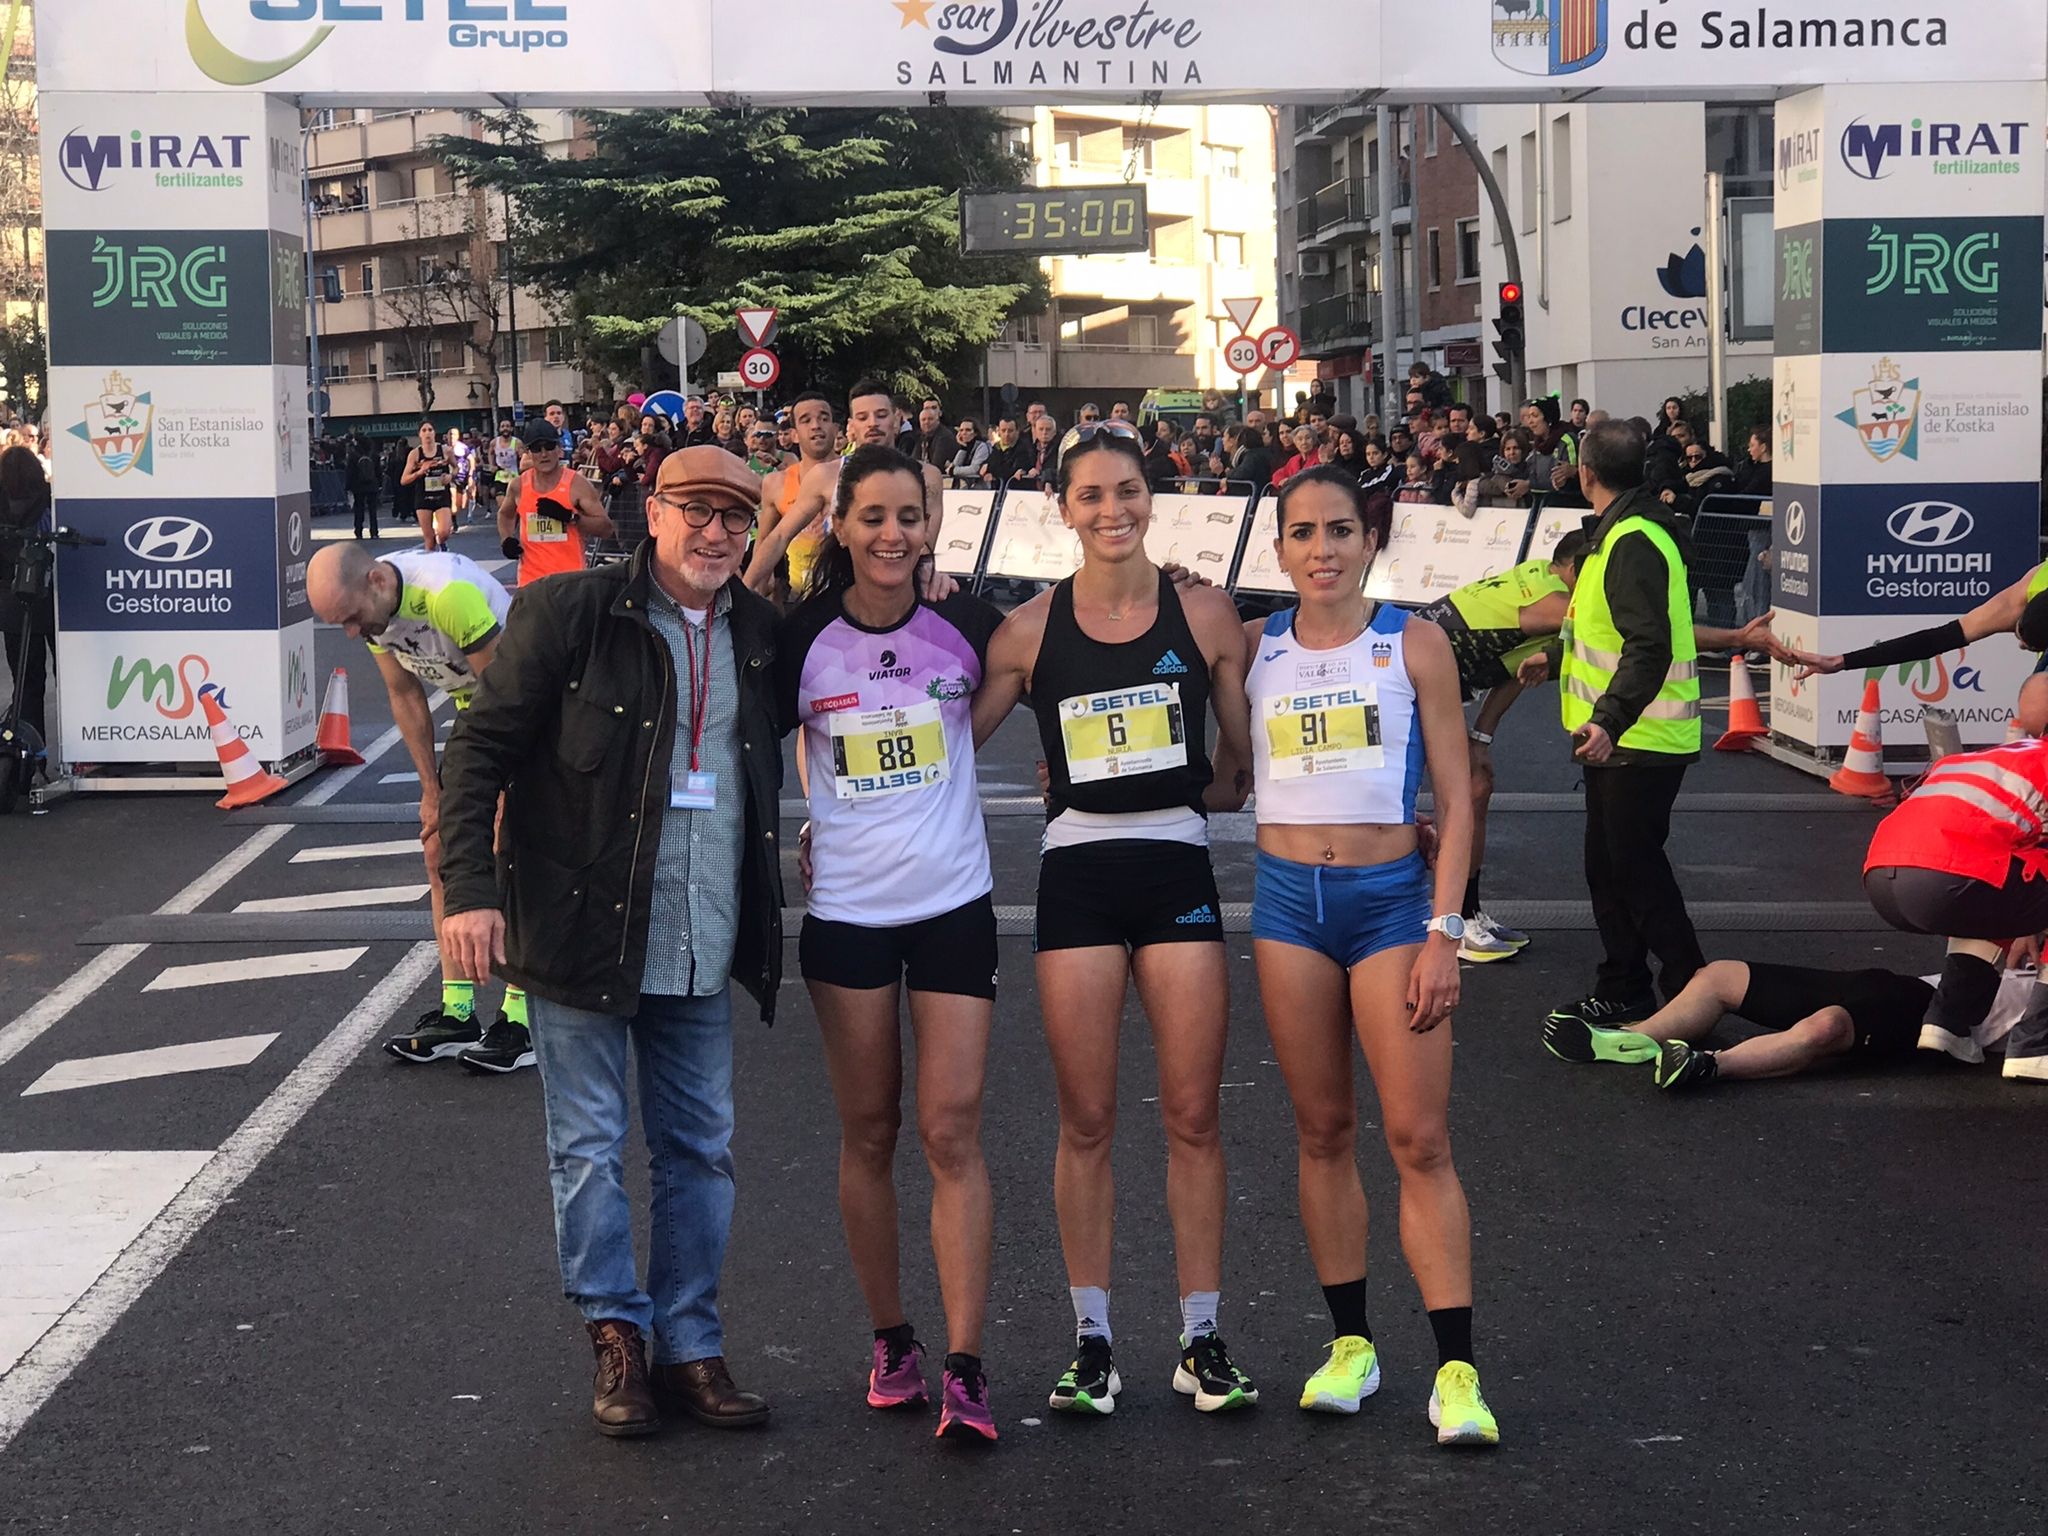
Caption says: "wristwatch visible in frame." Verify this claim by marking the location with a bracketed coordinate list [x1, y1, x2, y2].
[1425, 914, 1466, 942]
[1467, 729, 1494, 746]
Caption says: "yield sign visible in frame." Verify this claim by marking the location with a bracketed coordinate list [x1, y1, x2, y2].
[1221, 297, 1262, 334]
[736, 307, 778, 348]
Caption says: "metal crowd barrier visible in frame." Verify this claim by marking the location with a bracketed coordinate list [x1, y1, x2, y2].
[1687, 494, 1772, 629]
[310, 466, 349, 518]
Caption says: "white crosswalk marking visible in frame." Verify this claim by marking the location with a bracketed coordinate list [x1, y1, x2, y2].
[0, 1151, 213, 1374]
[289, 840, 421, 865]
[233, 885, 428, 914]
[142, 949, 369, 992]
[379, 772, 421, 784]
[21, 1034, 279, 1097]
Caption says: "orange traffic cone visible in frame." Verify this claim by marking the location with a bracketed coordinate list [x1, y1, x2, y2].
[1829, 676, 1891, 799]
[316, 668, 364, 765]
[204, 690, 289, 809]
[1714, 655, 1769, 751]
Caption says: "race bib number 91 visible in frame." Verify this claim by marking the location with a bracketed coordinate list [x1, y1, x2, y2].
[1262, 685, 1382, 778]
[830, 701, 948, 800]
[1059, 683, 1187, 784]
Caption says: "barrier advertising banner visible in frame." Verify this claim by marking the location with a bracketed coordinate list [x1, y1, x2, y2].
[934, 488, 999, 577]
[984, 489, 1081, 581]
[42, 4, 2044, 102]
[49, 366, 297, 499]
[1365, 504, 1531, 607]
[57, 620, 316, 765]
[39, 91, 303, 233]
[1142, 492, 1253, 579]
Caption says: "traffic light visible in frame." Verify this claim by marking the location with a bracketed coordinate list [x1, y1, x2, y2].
[1492, 281, 1525, 383]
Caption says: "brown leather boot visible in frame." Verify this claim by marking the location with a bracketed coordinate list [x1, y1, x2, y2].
[586, 1320, 660, 1438]
[652, 1356, 771, 1428]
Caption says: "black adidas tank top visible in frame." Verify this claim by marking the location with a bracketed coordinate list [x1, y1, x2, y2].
[1029, 568, 1213, 818]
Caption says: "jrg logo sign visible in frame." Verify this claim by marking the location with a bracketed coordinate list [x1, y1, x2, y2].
[1865, 226, 1997, 297]
[91, 238, 229, 310]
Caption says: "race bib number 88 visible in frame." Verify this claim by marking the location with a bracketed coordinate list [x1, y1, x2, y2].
[830, 702, 948, 800]
[1262, 685, 1382, 778]
[1059, 683, 1187, 783]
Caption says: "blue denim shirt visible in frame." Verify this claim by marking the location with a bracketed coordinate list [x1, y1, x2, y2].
[640, 582, 743, 997]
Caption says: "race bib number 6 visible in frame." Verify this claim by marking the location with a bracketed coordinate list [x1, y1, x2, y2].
[1262, 685, 1382, 778]
[1059, 683, 1188, 784]
[830, 701, 948, 800]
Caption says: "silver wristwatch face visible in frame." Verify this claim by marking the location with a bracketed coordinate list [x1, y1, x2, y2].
[1431, 914, 1466, 941]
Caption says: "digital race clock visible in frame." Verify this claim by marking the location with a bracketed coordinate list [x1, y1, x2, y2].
[960, 186, 1150, 256]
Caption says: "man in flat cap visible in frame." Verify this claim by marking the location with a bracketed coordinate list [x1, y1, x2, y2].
[438, 446, 784, 1439]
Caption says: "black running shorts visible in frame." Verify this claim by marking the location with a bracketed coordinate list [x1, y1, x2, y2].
[799, 893, 999, 999]
[1736, 962, 1934, 1056]
[1412, 596, 1523, 699]
[1035, 839, 1224, 953]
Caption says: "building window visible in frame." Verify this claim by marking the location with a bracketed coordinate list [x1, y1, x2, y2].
[323, 351, 351, 380]
[1211, 144, 1241, 179]
[1130, 313, 1162, 350]
[999, 312, 1043, 346]
[1518, 132, 1537, 234]
[1550, 113, 1574, 222]
[545, 327, 573, 365]
[1053, 127, 1081, 166]
[1211, 231, 1244, 266]
[359, 262, 374, 295]
[317, 266, 341, 303]
[1425, 108, 1439, 158]
[1427, 228, 1443, 291]
[411, 166, 436, 201]
[1456, 218, 1481, 282]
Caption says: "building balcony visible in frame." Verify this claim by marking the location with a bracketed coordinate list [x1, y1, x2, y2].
[1300, 291, 1379, 353]
[363, 108, 472, 163]
[313, 294, 378, 335]
[1295, 95, 1374, 145]
[1048, 253, 1201, 307]
[1054, 344, 1197, 393]
[1296, 178, 1375, 244]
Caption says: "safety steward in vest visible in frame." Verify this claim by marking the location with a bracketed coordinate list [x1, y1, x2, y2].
[1544, 418, 1705, 1034]
[1864, 674, 2048, 1081]
[498, 421, 615, 587]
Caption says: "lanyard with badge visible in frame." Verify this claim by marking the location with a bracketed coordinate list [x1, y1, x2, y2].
[671, 610, 719, 810]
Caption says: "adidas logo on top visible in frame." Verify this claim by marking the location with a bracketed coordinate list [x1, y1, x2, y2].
[1153, 649, 1188, 676]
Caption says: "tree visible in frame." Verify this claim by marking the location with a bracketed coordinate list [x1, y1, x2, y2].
[432, 107, 1045, 401]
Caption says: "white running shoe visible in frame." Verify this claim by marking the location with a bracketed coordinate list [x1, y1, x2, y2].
[1458, 914, 1520, 964]
[1471, 910, 1530, 948]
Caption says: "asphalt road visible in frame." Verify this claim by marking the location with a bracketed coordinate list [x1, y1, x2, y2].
[1, 520, 2042, 1536]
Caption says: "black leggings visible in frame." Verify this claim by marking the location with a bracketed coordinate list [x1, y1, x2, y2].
[1863, 860, 2048, 941]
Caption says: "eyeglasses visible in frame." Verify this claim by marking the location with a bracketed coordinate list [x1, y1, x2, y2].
[1057, 419, 1142, 457]
[652, 493, 754, 535]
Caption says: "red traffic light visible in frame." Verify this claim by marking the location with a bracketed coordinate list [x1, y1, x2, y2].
[1498, 281, 1523, 306]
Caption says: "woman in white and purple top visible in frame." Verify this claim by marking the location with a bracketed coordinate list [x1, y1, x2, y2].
[774, 444, 1003, 1443]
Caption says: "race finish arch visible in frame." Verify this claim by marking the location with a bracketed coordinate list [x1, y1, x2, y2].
[34, 1, 2048, 776]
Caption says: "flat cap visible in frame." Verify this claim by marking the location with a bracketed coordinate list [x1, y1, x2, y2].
[653, 445, 761, 508]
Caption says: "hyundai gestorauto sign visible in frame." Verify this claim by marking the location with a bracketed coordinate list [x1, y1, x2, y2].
[38, 1, 2045, 100]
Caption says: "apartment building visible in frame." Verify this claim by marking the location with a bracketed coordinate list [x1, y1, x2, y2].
[1471, 102, 1774, 419]
[1278, 102, 1484, 423]
[983, 104, 1280, 420]
[0, 0, 42, 405]
[304, 107, 590, 436]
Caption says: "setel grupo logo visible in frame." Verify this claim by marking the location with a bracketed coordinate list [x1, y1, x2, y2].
[1840, 116, 2030, 182]
[1492, 0, 1607, 78]
[187, 1, 570, 87]
[59, 127, 253, 194]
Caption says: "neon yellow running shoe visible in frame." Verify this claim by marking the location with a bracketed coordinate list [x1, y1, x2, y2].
[1428, 1361, 1499, 1446]
[1299, 1335, 1380, 1414]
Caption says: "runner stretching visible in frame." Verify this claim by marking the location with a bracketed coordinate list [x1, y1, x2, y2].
[777, 444, 1002, 1443]
[1234, 466, 1497, 1446]
[304, 543, 533, 1073]
[972, 420, 1259, 1417]
[402, 422, 455, 552]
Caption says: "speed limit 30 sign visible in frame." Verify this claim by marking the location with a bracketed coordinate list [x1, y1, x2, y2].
[739, 348, 781, 389]
[1225, 335, 1262, 376]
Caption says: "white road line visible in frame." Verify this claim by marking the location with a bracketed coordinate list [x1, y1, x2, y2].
[0, 1151, 214, 1375]
[0, 690, 432, 1071]
[142, 948, 369, 992]
[233, 885, 428, 915]
[379, 771, 420, 784]
[288, 840, 420, 865]
[21, 1033, 280, 1097]
[0, 943, 440, 1451]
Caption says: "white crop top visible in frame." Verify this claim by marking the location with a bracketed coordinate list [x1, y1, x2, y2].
[1247, 603, 1424, 827]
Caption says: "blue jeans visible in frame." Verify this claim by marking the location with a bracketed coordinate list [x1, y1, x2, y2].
[528, 988, 736, 1364]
